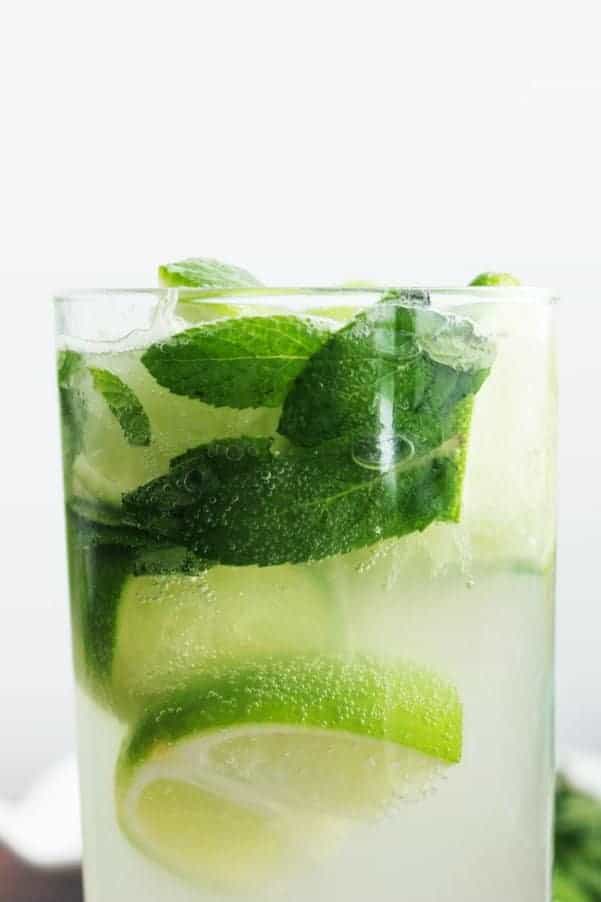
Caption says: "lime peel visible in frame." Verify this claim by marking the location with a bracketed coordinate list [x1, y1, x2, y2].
[121, 656, 462, 769]
[116, 656, 462, 890]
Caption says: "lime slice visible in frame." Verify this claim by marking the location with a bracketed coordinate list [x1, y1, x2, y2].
[174, 297, 288, 325]
[70, 536, 337, 718]
[116, 656, 462, 890]
[174, 299, 245, 323]
[469, 271, 521, 286]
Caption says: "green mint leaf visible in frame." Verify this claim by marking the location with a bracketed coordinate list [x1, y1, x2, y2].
[469, 272, 521, 286]
[89, 367, 151, 447]
[57, 350, 87, 462]
[67, 530, 134, 685]
[554, 776, 601, 901]
[127, 301, 494, 566]
[68, 508, 206, 574]
[158, 257, 262, 289]
[141, 316, 332, 409]
[123, 434, 464, 567]
[67, 505, 161, 548]
[58, 349, 84, 387]
[279, 300, 495, 452]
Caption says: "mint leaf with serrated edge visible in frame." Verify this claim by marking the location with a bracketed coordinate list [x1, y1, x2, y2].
[278, 300, 495, 452]
[141, 315, 332, 409]
[158, 257, 262, 289]
[89, 367, 151, 447]
[122, 434, 464, 567]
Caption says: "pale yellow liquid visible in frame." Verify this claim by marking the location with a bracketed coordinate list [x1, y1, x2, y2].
[66, 297, 557, 901]
[76, 560, 554, 902]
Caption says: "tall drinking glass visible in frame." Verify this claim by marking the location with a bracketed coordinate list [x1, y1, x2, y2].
[55, 285, 557, 902]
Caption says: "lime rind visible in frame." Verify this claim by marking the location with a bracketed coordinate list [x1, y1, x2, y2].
[108, 565, 336, 718]
[115, 656, 462, 889]
[121, 656, 462, 769]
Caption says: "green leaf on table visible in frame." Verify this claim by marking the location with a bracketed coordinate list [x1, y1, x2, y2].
[66, 509, 209, 699]
[122, 433, 465, 567]
[89, 367, 151, 447]
[158, 257, 262, 289]
[279, 299, 495, 452]
[141, 316, 332, 408]
[554, 775, 601, 902]
[553, 869, 590, 902]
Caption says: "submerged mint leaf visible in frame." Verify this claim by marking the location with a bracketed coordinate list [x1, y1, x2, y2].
[58, 349, 84, 387]
[141, 316, 332, 409]
[279, 301, 494, 452]
[128, 300, 494, 566]
[158, 257, 262, 289]
[57, 350, 87, 463]
[89, 368, 151, 447]
[68, 531, 134, 685]
[123, 434, 464, 567]
[67, 506, 162, 548]
[66, 509, 208, 695]
[67, 507, 206, 572]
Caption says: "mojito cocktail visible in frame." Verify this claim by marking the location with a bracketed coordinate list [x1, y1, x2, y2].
[55, 263, 557, 901]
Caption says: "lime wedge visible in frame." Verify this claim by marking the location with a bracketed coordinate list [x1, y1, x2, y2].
[108, 563, 336, 716]
[122, 777, 346, 893]
[117, 656, 462, 890]
[69, 535, 338, 718]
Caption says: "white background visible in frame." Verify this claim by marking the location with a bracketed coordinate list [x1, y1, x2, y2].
[0, 0, 600, 797]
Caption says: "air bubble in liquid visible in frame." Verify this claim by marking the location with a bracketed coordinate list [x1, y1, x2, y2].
[351, 433, 415, 472]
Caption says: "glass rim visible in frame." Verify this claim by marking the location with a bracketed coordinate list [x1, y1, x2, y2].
[53, 285, 559, 306]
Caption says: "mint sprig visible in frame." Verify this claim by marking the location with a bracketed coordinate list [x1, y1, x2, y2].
[141, 316, 332, 409]
[57, 350, 87, 464]
[124, 296, 494, 566]
[89, 368, 151, 447]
